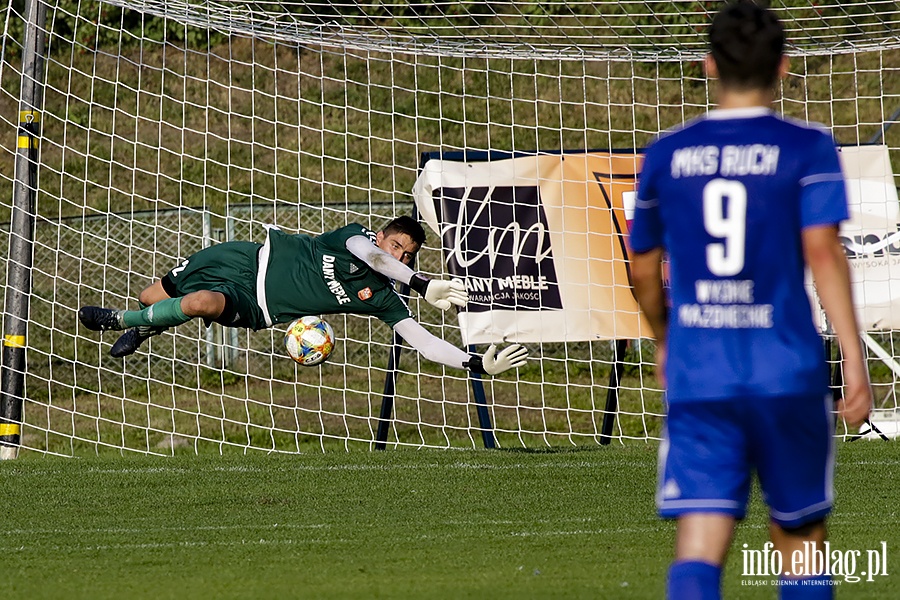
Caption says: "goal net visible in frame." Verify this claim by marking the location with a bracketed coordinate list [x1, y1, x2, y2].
[0, 0, 897, 455]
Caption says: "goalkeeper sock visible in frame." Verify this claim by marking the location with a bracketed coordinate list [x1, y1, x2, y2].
[135, 301, 168, 336]
[778, 575, 833, 600]
[122, 298, 191, 328]
[667, 560, 721, 600]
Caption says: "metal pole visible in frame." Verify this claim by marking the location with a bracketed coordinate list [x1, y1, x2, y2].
[1, 0, 48, 460]
[202, 212, 215, 368]
[225, 214, 238, 366]
[599, 339, 628, 445]
[375, 330, 403, 450]
[467, 345, 496, 449]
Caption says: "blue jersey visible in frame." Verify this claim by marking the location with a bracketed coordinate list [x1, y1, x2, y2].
[630, 107, 849, 402]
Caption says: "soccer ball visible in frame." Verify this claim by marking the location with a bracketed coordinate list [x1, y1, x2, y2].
[283, 316, 335, 367]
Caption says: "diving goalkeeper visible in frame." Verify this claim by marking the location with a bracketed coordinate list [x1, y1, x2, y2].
[78, 216, 528, 376]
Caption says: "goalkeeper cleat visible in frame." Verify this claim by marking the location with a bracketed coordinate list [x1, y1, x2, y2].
[110, 326, 166, 358]
[78, 306, 126, 332]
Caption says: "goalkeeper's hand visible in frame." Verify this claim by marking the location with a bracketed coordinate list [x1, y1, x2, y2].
[465, 344, 529, 375]
[410, 274, 468, 311]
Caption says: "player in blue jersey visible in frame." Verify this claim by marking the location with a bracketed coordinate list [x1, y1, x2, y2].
[79, 216, 528, 377]
[629, 2, 871, 598]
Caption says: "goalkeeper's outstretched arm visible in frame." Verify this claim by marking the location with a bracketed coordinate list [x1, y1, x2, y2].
[345, 235, 467, 311]
[393, 318, 527, 376]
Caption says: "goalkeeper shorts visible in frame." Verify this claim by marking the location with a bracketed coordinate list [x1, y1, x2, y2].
[160, 241, 269, 330]
[657, 393, 835, 529]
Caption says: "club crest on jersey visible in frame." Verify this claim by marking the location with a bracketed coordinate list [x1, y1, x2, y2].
[357, 287, 373, 301]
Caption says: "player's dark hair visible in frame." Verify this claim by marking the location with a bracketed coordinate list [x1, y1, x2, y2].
[382, 215, 426, 247]
[709, 1, 785, 90]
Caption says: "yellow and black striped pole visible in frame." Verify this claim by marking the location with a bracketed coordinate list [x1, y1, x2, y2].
[0, 333, 26, 459]
[17, 111, 40, 150]
[1, 111, 41, 460]
[1, 0, 47, 460]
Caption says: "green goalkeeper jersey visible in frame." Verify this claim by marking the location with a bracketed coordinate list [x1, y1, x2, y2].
[259, 224, 413, 328]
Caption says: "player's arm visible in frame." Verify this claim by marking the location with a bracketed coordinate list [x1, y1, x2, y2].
[631, 247, 669, 386]
[392, 318, 528, 375]
[802, 224, 872, 427]
[631, 247, 668, 342]
[345, 235, 467, 311]
[628, 145, 669, 383]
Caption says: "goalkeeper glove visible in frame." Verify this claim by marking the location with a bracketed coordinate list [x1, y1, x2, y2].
[464, 344, 529, 375]
[409, 273, 468, 311]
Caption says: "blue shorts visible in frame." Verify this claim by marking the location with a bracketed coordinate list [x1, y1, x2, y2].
[657, 393, 835, 528]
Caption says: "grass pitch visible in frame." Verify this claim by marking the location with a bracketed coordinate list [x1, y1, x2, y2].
[2, 441, 899, 599]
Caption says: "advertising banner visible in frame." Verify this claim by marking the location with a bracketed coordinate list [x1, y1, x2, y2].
[838, 145, 900, 331]
[414, 145, 898, 344]
[413, 151, 649, 344]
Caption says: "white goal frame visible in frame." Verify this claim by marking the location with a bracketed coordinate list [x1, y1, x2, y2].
[0, 0, 898, 456]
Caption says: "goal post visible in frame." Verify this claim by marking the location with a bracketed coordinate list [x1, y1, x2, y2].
[1, 0, 48, 459]
[0, 1, 897, 456]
